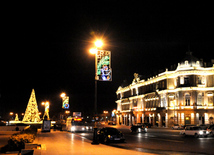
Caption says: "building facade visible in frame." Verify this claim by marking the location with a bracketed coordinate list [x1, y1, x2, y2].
[115, 53, 214, 127]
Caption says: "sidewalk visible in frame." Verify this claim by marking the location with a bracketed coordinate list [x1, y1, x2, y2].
[33, 130, 157, 155]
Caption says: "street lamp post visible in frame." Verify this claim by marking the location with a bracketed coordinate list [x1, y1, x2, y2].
[90, 40, 103, 118]
[90, 40, 103, 145]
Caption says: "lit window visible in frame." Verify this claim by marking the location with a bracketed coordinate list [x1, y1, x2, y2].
[185, 93, 190, 106]
[180, 76, 184, 84]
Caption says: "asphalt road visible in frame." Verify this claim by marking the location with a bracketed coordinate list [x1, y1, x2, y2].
[75, 125, 214, 155]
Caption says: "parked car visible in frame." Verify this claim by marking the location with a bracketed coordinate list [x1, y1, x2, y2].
[97, 127, 125, 143]
[180, 126, 209, 137]
[130, 124, 147, 133]
[171, 124, 184, 130]
[142, 123, 152, 128]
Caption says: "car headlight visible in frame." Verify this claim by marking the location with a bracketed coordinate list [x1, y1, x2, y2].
[145, 128, 147, 132]
[71, 126, 75, 131]
[82, 127, 85, 130]
[199, 130, 203, 135]
[206, 131, 209, 134]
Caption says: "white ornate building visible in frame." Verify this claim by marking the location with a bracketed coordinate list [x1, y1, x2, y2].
[115, 53, 214, 127]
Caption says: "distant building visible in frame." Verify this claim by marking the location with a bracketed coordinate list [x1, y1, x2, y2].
[115, 52, 214, 127]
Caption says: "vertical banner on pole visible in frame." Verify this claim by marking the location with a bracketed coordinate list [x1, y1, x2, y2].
[96, 50, 112, 81]
[62, 96, 69, 109]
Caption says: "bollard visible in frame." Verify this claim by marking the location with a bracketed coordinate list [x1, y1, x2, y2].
[91, 127, 99, 145]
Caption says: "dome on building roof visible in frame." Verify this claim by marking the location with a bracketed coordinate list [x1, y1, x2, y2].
[177, 51, 201, 70]
[180, 51, 199, 64]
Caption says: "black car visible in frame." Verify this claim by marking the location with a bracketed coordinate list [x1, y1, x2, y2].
[130, 124, 147, 133]
[142, 123, 152, 128]
[97, 127, 125, 143]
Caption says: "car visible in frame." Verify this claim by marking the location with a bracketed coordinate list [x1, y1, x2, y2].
[180, 126, 209, 137]
[130, 124, 147, 133]
[97, 127, 125, 143]
[142, 123, 152, 128]
[172, 124, 184, 130]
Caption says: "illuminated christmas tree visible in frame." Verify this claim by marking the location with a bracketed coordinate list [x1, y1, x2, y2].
[22, 89, 41, 122]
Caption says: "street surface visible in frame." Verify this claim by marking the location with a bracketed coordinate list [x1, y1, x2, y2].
[76, 125, 214, 155]
[34, 129, 154, 155]
[1, 126, 214, 154]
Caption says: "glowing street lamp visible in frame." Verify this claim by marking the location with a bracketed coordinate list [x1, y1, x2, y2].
[95, 40, 103, 48]
[90, 40, 104, 116]
[60, 92, 66, 98]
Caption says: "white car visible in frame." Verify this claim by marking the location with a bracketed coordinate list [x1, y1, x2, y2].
[180, 126, 209, 137]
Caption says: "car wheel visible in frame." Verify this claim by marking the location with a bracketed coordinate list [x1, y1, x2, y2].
[183, 133, 186, 137]
[194, 133, 199, 138]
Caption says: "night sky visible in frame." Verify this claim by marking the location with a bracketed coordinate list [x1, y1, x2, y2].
[1, 2, 214, 119]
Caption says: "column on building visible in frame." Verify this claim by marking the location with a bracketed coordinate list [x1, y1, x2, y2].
[165, 113, 168, 127]
[129, 114, 132, 126]
[196, 113, 199, 125]
[191, 113, 195, 124]
[142, 114, 144, 123]
[158, 114, 160, 126]
[181, 113, 185, 125]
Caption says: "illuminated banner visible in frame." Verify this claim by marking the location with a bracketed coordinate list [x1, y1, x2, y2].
[62, 96, 69, 109]
[96, 50, 112, 81]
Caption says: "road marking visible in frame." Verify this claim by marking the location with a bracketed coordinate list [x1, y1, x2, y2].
[151, 138, 184, 143]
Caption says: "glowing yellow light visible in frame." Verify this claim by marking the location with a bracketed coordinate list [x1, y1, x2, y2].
[103, 111, 108, 114]
[89, 48, 97, 54]
[65, 110, 70, 114]
[60, 93, 66, 98]
[95, 40, 103, 48]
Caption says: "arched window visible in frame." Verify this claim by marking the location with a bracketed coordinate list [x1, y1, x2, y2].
[185, 93, 190, 106]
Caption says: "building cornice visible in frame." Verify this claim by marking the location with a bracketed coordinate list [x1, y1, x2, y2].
[116, 67, 214, 94]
